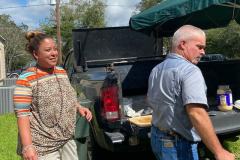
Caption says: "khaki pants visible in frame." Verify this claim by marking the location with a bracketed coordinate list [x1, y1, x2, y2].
[38, 140, 78, 160]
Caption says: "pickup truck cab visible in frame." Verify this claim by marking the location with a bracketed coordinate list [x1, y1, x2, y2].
[64, 26, 240, 159]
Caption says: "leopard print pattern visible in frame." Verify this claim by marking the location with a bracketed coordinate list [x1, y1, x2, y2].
[30, 74, 77, 156]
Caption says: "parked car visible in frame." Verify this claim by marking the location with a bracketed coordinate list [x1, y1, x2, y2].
[201, 54, 227, 62]
[7, 61, 36, 78]
[7, 69, 22, 78]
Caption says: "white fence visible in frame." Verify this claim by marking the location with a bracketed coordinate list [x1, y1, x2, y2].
[0, 78, 16, 115]
[3, 78, 17, 86]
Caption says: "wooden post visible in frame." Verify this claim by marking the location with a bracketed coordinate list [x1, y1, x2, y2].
[0, 36, 6, 84]
[56, 0, 62, 64]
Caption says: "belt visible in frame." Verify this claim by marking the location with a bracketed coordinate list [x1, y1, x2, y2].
[158, 127, 179, 137]
[153, 126, 198, 143]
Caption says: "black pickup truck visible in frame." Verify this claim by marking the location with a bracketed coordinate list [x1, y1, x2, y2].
[64, 26, 240, 159]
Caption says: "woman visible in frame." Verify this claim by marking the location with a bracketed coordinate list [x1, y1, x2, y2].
[13, 31, 92, 160]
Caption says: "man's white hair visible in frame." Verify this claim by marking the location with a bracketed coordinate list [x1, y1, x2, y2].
[171, 25, 206, 50]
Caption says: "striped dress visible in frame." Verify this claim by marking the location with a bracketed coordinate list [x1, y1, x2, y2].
[14, 66, 77, 156]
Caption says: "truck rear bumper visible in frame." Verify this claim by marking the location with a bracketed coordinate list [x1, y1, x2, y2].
[101, 119, 151, 151]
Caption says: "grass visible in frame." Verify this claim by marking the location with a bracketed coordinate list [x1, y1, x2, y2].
[1, 114, 240, 160]
[199, 134, 240, 160]
[223, 136, 240, 159]
[0, 113, 21, 160]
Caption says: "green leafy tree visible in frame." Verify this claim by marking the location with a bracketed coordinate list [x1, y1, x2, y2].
[0, 14, 31, 72]
[41, 0, 106, 61]
[206, 20, 240, 58]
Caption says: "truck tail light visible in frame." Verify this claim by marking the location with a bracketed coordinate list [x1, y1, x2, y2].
[101, 86, 120, 121]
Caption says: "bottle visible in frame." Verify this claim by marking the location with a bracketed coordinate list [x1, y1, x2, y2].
[217, 85, 233, 111]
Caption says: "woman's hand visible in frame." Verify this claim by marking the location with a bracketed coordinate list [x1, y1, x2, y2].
[78, 106, 92, 122]
[22, 145, 38, 160]
[17, 117, 37, 160]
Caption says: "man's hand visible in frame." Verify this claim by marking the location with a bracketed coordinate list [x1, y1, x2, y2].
[186, 104, 235, 160]
[215, 149, 235, 160]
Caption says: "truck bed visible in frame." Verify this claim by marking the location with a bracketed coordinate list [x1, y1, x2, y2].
[209, 109, 240, 135]
[123, 95, 150, 113]
[124, 95, 240, 136]
[118, 59, 240, 137]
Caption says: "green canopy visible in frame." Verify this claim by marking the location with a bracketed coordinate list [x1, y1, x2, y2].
[129, 0, 240, 36]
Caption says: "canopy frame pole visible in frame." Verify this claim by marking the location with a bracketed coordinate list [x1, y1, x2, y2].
[217, 1, 239, 21]
[231, 0, 237, 19]
[217, 2, 240, 9]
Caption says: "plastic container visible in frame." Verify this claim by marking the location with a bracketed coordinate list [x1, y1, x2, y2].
[217, 85, 233, 111]
[122, 98, 133, 116]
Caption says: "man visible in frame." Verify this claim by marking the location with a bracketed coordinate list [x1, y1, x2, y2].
[147, 25, 235, 160]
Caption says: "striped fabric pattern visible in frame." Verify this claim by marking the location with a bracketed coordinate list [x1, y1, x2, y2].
[13, 66, 67, 117]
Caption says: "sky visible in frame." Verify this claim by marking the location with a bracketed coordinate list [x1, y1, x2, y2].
[0, 0, 141, 30]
